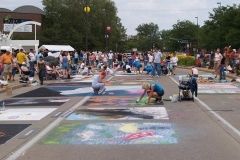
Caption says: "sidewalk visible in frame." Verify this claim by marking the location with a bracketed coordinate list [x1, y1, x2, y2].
[178, 66, 240, 80]
[0, 79, 26, 94]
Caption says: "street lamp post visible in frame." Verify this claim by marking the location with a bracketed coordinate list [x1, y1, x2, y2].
[217, 2, 222, 49]
[105, 26, 111, 51]
[195, 16, 199, 53]
[217, 2, 222, 7]
[84, 6, 91, 51]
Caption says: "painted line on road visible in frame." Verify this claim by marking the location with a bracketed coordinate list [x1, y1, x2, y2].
[5, 96, 91, 160]
[24, 130, 34, 137]
[169, 76, 240, 143]
[52, 111, 62, 118]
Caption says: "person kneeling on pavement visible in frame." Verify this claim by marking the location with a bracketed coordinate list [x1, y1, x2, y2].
[137, 82, 165, 104]
[92, 71, 107, 95]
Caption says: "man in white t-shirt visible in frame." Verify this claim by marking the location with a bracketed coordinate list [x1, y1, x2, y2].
[170, 53, 178, 75]
[148, 53, 153, 64]
[108, 51, 114, 68]
[214, 48, 223, 78]
[152, 49, 162, 77]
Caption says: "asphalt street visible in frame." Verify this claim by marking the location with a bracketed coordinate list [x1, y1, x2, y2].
[0, 68, 240, 160]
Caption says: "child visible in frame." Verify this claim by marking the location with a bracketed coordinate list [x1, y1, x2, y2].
[137, 82, 165, 104]
[92, 71, 107, 95]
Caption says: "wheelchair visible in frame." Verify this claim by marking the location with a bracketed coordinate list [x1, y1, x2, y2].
[178, 76, 197, 102]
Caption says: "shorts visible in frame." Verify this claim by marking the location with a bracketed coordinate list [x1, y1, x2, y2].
[3, 64, 12, 73]
[62, 64, 68, 70]
[92, 83, 104, 90]
[157, 90, 164, 97]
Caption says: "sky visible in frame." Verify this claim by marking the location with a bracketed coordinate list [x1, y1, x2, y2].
[1, 0, 239, 35]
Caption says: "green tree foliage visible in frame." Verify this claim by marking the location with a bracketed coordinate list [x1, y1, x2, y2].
[125, 23, 161, 51]
[161, 20, 198, 52]
[200, 4, 240, 50]
[136, 23, 161, 51]
[41, 0, 126, 51]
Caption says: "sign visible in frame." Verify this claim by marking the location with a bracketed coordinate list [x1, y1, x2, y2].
[3, 24, 32, 33]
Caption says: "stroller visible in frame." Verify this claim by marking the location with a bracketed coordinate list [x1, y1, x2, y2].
[45, 65, 57, 80]
[70, 64, 78, 75]
[178, 75, 198, 101]
[19, 65, 30, 83]
[161, 63, 168, 75]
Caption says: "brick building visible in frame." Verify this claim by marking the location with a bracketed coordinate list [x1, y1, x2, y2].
[0, 5, 44, 39]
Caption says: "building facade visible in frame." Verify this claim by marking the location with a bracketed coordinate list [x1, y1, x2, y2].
[0, 5, 44, 37]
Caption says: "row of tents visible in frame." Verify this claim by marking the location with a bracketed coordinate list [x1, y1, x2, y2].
[0, 45, 75, 57]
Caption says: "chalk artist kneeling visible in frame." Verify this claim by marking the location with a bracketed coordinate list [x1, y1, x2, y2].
[137, 82, 165, 104]
[92, 71, 107, 95]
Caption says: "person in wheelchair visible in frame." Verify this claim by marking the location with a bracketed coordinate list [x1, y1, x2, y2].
[179, 74, 198, 101]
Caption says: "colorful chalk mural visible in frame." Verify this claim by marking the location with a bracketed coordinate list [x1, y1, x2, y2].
[43, 122, 177, 145]
[0, 124, 31, 144]
[198, 83, 240, 94]
[15, 87, 64, 97]
[0, 98, 70, 106]
[66, 107, 169, 120]
[57, 85, 144, 96]
[115, 71, 137, 75]
[84, 96, 158, 107]
[47, 82, 91, 87]
[0, 108, 57, 121]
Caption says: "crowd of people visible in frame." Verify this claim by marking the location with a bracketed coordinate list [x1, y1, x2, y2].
[0, 48, 180, 86]
[195, 47, 240, 79]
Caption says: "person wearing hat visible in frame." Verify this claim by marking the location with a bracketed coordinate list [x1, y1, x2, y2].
[137, 82, 165, 104]
[1, 50, 13, 81]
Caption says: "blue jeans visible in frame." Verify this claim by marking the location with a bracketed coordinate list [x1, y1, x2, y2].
[108, 59, 113, 68]
[152, 63, 161, 76]
[29, 61, 35, 77]
[219, 66, 226, 80]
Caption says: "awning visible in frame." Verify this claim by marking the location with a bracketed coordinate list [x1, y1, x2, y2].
[39, 45, 75, 52]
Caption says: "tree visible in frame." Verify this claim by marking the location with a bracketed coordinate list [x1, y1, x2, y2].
[41, 0, 126, 51]
[200, 4, 240, 50]
[135, 23, 161, 51]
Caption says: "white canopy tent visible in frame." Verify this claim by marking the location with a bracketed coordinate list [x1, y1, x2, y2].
[38, 45, 75, 58]
[39, 45, 75, 52]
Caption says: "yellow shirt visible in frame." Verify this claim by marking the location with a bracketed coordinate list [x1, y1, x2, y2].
[17, 52, 27, 64]
[2, 54, 13, 64]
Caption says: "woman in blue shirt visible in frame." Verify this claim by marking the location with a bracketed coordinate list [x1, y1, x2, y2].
[137, 82, 165, 104]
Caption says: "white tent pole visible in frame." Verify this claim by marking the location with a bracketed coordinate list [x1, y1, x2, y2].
[34, 24, 36, 40]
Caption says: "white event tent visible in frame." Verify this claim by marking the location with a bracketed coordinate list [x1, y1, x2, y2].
[38, 45, 75, 58]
